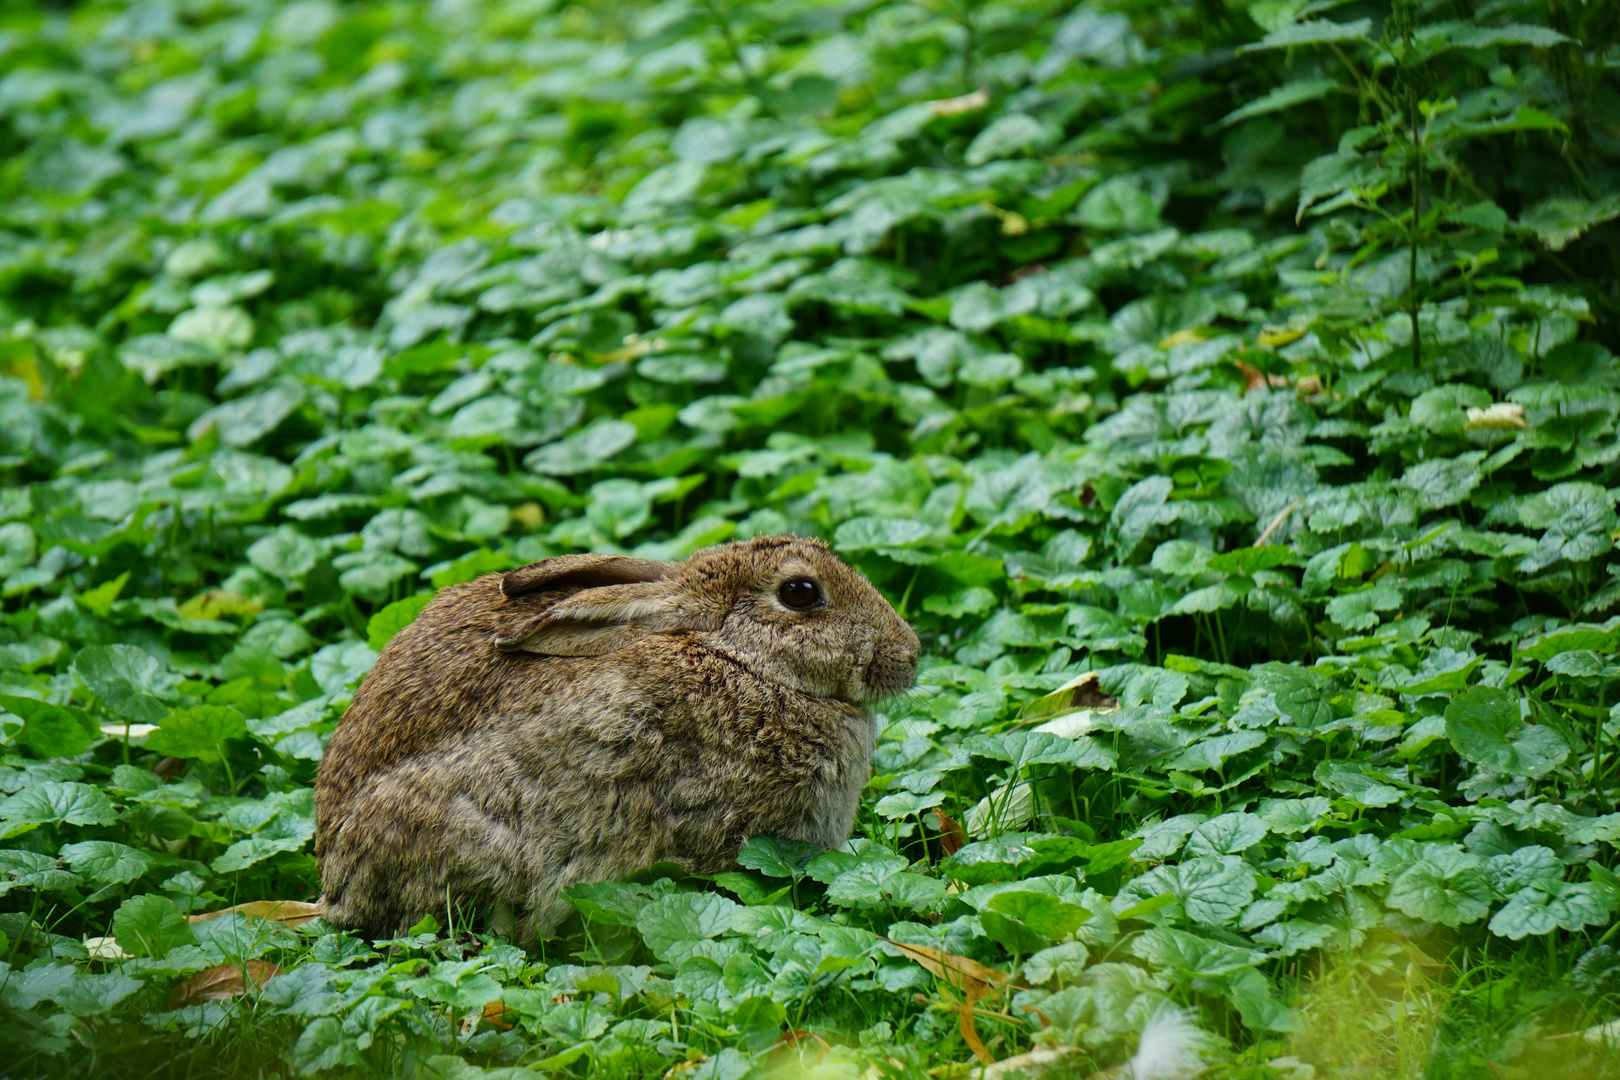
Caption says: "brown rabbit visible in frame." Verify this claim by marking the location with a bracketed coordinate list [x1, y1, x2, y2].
[314, 534, 920, 939]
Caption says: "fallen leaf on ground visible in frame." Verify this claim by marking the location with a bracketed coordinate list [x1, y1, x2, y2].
[168, 959, 280, 1008]
[189, 899, 324, 926]
[884, 938, 1019, 1063]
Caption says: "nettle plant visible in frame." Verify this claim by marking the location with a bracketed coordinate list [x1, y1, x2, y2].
[0, 0, 1616, 1076]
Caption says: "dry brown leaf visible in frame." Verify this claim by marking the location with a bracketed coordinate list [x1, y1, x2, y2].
[1062, 671, 1119, 711]
[882, 938, 1013, 991]
[188, 899, 324, 926]
[482, 1001, 514, 1030]
[884, 938, 1021, 1065]
[167, 959, 280, 1008]
[934, 808, 967, 856]
[1233, 360, 1289, 393]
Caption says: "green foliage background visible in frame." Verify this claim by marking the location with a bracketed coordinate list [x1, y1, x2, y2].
[0, 0, 1618, 1075]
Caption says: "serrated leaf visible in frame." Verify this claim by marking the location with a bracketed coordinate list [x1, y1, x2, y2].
[0, 781, 117, 835]
[1445, 686, 1567, 777]
[635, 893, 740, 962]
[59, 841, 153, 885]
[367, 593, 435, 651]
[1385, 848, 1491, 927]
[736, 835, 823, 879]
[73, 645, 169, 725]
[1489, 881, 1613, 939]
[112, 894, 196, 959]
[145, 705, 249, 762]
[0, 695, 100, 759]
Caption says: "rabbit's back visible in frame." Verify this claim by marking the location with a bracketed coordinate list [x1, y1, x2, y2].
[314, 574, 558, 859]
[317, 623, 874, 937]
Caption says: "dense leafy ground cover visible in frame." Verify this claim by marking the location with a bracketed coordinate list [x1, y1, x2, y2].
[1, 0, 1619, 1075]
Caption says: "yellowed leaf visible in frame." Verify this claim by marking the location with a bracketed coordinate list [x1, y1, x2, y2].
[930, 88, 990, 116]
[1257, 326, 1306, 348]
[188, 899, 324, 926]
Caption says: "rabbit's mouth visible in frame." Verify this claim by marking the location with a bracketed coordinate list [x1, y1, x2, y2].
[860, 644, 919, 702]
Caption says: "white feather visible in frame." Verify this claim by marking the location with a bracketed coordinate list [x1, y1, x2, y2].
[1130, 1007, 1208, 1080]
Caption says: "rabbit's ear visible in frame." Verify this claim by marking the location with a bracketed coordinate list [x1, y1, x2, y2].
[499, 554, 672, 598]
[495, 580, 722, 657]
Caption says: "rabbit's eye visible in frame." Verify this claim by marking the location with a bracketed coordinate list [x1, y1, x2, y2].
[778, 578, 821, 610]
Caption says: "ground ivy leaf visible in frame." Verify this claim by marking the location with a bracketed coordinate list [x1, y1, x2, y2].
[1489, 881, 1615, 939]
[145, 705, 249, 762]
[366, 593, 436, 651]
[112, 894, 196, 959]
[0, 781, 117, 835]
[635, 893, 740, 962]
[73, 645, 169, 725]
[60, 841, 153, 885]
[1184, 812, 1269, 857]
[0, 695, 100, 759]
[735, 835, 823, 879]
[1131, 925, 1266, 978]
[1444, 686, 1567, 777]
[1385, 848, 1492, 927]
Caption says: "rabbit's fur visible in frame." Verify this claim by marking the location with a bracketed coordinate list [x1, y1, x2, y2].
[314, 535, 919, 939]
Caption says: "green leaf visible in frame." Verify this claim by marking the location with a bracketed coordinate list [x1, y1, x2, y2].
[1326, 584, 1403, 631]
[0, 522, 36, 578]
[985, 890, 1087, 940]
[1251, 663, 1333, 730]
[1314, 761, 1404, 808]
[1398, 453, 1485, 510]
[1131, 925, 1265, 978]
[1516, 482, 1618, 573]
[1444, 686, 1567, 777]
[246, 524, 322, 582]
[1490, 881, 1614, 939]
[736, 835, 822, 879]
[525, 419, 638, 475]
[1184, 813, 1269, 857]
[560, 880, 667, 927]
[1385, 847, 1492, 927]
[0, 849, 81, 894]
[1207, 545, 1293, 575]
[145, 705, 249, 762]
[0, 781, 117, 835]
[1252, 18, 1372, 49]
[1228, 966, 1301, 1033]
[367, 593, 435, 651]
[402, 959, 504, 1011]
[833, 516, 936, 552]
[73, 645, 169, 725]
[77, 572, 130, 618]
[1519, 195, 1620, 252]
[964, 731, 1115, 771]
[111, 894, 196, 959]
[1215, 78, 1339, 128]
[964, 114, 1058, 167]
[635, 893, 740, 962]
[0, 695, 100, 759]
[1449, 23, 1569, 50]
[1258, 798, 1331, 835]
[59, 841, 154, 885]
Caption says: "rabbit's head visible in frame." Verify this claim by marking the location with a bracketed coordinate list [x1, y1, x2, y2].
[496, 535, 919, 705]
